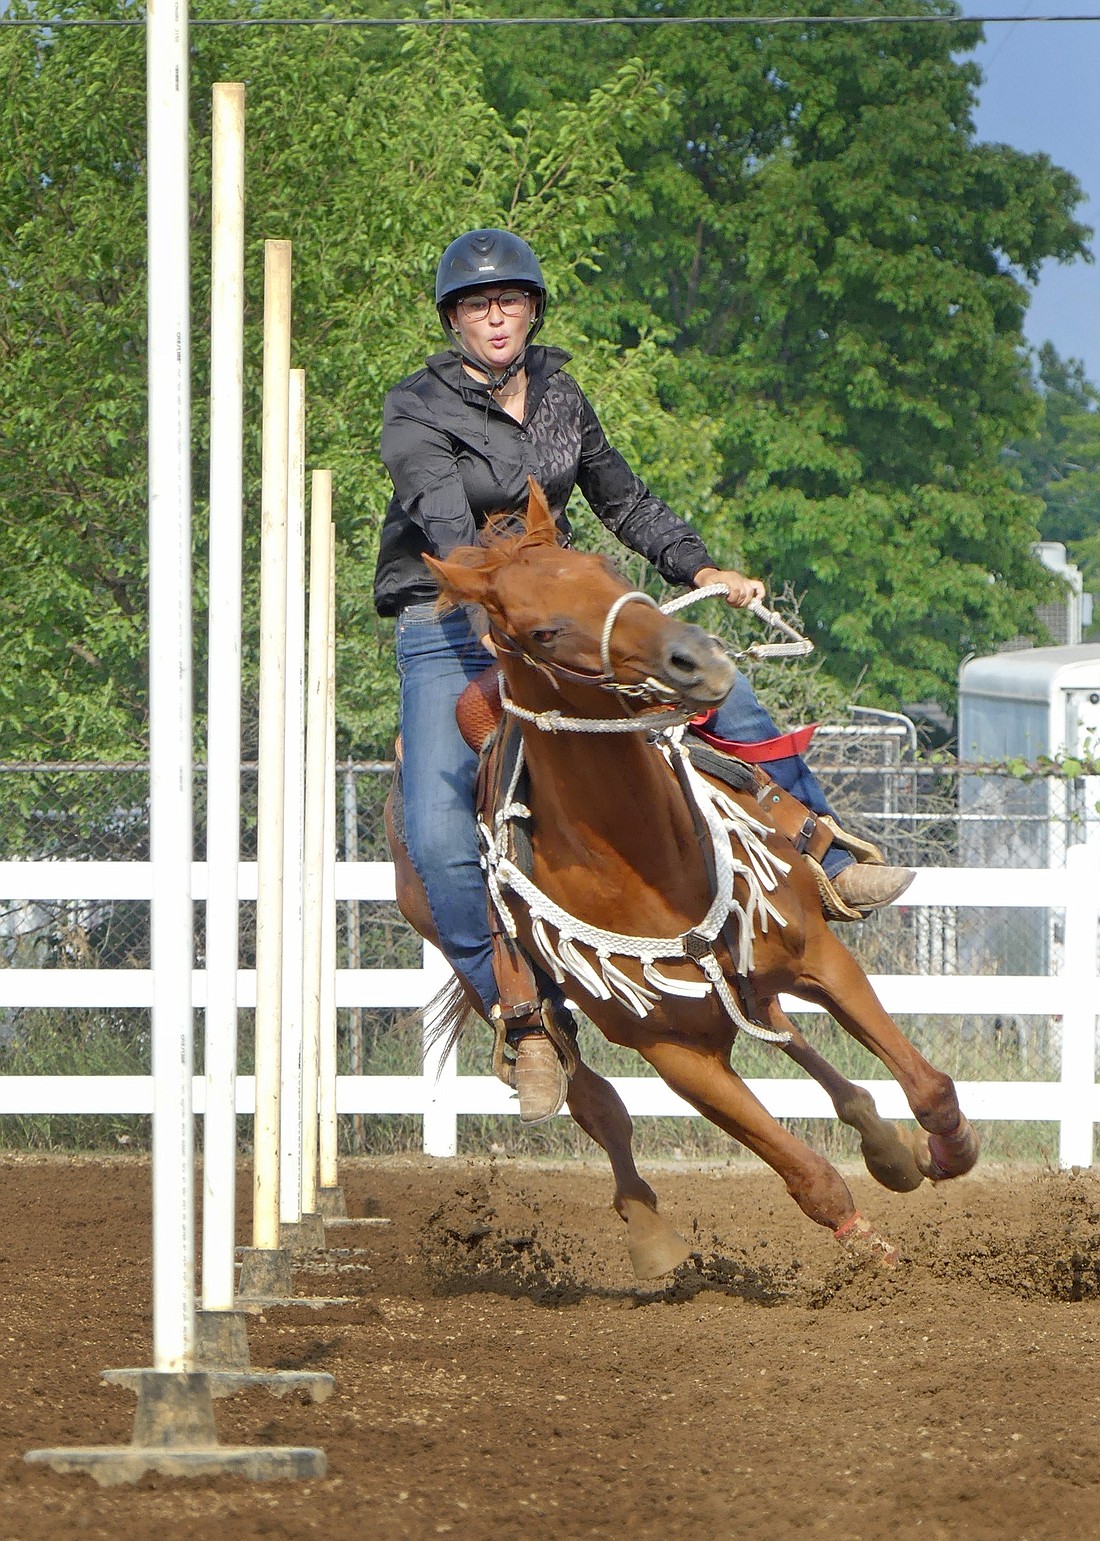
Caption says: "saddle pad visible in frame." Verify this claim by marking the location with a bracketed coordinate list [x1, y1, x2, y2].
[389, 760, 406, 848]
[682, 737, 758, 794]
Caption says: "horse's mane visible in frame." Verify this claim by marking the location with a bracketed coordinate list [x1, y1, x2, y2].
[440, 507, 558, 580]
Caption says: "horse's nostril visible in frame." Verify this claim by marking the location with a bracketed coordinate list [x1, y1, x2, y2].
[667, 648, 703, 681]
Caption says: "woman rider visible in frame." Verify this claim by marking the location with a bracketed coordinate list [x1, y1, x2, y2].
[375, 228, 912, 1123]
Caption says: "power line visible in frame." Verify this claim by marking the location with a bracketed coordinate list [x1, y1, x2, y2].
[2, 12, 1099, 29]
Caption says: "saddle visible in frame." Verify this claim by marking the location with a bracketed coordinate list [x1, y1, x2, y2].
[456, 662, 888, 969]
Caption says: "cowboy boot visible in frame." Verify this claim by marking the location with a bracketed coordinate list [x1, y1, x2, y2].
[831, 862, 915, 912]
[512, 1029, 569, 1125]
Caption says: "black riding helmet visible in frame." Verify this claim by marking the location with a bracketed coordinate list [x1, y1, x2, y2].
[435, 229, 547, 389]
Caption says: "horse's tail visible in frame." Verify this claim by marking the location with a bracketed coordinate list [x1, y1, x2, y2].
[423, 974, 479, 1080]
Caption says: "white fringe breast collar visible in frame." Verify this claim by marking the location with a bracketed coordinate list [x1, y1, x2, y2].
[478, 723, 793, 1044]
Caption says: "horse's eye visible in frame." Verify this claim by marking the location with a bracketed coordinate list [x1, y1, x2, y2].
[530, 627, 561, 648]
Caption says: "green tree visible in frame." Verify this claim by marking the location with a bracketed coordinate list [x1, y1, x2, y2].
[472, 0, 1091, 703]
[1013, 344, 1100, 593]
[0, 0, 704, 761]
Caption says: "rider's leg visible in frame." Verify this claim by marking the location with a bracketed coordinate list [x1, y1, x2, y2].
[707, 673, 849, 875]
[708, 673, 913, 911]
[396, 604, 498, 1015]
[396, 604, 567, 1120]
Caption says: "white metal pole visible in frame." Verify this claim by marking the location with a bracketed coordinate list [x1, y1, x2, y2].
[201, 81, 245, 1315]
[1058, 842, 1100, 1167]
[147, 0, 195, 1373]
[253, 240, 292, 1251]
[279, 369, 307, 1228]
[301, 472, 332, 1215]
[318, 527, 339, 1189]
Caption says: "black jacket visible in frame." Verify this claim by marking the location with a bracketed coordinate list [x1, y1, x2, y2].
[373, 345, 714, 616]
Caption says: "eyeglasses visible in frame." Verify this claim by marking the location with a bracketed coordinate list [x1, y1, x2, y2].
[455, 289, 532, 320]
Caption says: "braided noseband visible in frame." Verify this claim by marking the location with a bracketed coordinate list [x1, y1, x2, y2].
[599, 589, 660, 676]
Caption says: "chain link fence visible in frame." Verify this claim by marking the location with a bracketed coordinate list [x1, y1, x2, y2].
[1, 728, 1097, 1159]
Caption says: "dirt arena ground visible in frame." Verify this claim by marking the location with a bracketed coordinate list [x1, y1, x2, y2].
[4, 1153, 1100, 1540]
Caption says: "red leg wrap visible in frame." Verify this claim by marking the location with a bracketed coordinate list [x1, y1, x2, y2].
[834, 1211, 899, 1268]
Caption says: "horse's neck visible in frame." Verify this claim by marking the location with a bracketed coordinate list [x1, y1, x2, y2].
[507, 673, 703, 898]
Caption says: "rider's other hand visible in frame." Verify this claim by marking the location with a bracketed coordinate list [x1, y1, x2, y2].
[693, 566, 766, 609]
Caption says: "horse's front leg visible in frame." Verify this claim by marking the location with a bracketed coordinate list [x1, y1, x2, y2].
[795, 931, 979, 1182]
[565, 1058, 692, 1280]
[636, 1037, 897, 1267]
[763, 1000, 925, 1193]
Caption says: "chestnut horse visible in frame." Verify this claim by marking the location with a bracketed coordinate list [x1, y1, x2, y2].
[387, 483, 978, 1277]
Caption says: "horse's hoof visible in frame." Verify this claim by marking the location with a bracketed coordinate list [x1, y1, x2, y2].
[856, 1128, 924, 1195]
[620, 1199, 694, 1280]
[909, 1117, 980, 1182]
[834, 1211, 899, 1268]
[925, 1116, 980, 1180]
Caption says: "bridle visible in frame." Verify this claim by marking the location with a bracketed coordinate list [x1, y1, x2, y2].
[493, 584, 812, 735]
[481, 583, 812, 1043]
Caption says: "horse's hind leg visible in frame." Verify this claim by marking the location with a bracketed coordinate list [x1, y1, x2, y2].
[566, 1059, 692, 1280]
[637, 1038, 897, 1266]
[797, 931, 979, 1182]
[763, 1000, 925, 1193]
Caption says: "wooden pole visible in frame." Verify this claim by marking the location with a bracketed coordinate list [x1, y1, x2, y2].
[301, 472, 332, 1216]
[318, 526, 339, 1189]
[147, 0, 195, 1370]
[252, 240, 292, 1252]
[279, 368, 307, 1228]
[201, 80, 246, 1314]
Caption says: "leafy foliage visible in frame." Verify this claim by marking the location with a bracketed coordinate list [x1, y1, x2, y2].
[1013, 343, 1100, 594]
[0, 0, 675, 757]
[0, 0, 1094, 767]
[472, 0, 1091, 702]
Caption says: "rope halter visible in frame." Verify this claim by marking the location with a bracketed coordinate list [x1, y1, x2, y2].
[499, 583, 814, 735]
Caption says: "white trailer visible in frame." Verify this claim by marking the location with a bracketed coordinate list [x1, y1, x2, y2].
[958, 643, 1100, 858]
[957, 644, 1100, 982]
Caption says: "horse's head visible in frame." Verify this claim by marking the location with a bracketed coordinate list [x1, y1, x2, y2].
[425, 479, 736, 712]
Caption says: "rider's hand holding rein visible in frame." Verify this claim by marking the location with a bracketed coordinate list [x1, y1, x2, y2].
[693, 565, 767, 608]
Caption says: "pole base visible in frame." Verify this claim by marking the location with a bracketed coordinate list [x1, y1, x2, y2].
[237, 1246, 293, 1300]
[195, 1310, 251, 1369]
[282, 1212, 326, 1251]
[26, 1370, 325, 1485]
[236, 1242, 352, 1310]
[25, 1444, 326, 1487]
[316, 1185, 347, 1219]
[103, 1367, 334, 1404]
[322, 1216, 391, 1229]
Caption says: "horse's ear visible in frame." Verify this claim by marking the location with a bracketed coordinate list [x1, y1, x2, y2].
[423, 552, 493, 607]
[524, 477, 557, 544]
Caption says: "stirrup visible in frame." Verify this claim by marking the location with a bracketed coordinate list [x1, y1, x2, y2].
[490, 999, 579, 1088]
[818, 814, 887, 867]
[804, 815, 892, 922]
[803, 855, 867, 922]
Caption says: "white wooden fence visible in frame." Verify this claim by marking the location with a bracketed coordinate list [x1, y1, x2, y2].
[1, 848, 1098, 1166]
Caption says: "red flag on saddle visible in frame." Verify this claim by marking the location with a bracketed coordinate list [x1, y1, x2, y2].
[688, 713, 818, 764]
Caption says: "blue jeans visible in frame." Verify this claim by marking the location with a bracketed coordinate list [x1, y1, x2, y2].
[396, 607, 848, 1017]
[396, 603, 498, 1015]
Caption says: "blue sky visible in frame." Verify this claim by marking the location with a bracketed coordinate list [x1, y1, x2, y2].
[958, 1, 1099, 384]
